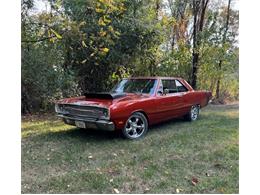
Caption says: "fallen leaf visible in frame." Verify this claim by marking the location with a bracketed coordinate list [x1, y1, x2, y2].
[113, 188, 120, 194]
[113, 153, 118, 157]
[191, 177, 199, 186]
[109, 178, 113, 182]
[88, 155, 93, 159]
[176, 188, 180, 193]
[219, 188, 225, 193]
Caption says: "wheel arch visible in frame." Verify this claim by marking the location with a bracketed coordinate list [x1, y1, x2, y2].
[130, 109, 150, 126]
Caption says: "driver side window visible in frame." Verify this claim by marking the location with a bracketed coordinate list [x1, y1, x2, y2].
[162, 79, 178, 94]
[158, 79, 188, 95]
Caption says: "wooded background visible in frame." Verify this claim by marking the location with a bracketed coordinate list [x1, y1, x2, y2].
[21, 0, 239, 114]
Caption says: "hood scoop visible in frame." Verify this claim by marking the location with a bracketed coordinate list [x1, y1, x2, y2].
[84, 92, 126, 100]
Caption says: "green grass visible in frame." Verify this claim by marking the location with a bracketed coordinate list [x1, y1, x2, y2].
[21, 104, 239, 193]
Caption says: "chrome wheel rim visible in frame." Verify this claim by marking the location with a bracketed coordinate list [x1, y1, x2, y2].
[125, 116, 145, 138]
[191, 106, 199, 120]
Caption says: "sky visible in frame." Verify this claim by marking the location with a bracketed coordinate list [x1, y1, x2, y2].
[34, 0, 239, 13]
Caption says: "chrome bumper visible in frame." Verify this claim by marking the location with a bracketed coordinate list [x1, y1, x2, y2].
[57, 114, 115, 131]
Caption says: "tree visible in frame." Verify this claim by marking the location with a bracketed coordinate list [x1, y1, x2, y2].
[21, 0, 239, 113]
[191, 0, 210, 89]
[215, 0, 232, 99]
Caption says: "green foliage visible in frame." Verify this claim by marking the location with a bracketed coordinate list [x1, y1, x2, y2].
[158, 41, 192, 80]
[22, 43, 80, 112]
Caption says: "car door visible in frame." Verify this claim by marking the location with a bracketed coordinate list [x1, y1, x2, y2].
[154, 79, 184, 121]
[175, 79, 190, 115]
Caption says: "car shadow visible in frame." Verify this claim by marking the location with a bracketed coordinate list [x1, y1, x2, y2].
[25, 106, 238, 142]
[27, 117, 186, 143]
[148, 117, 185, 132]
[48, 127, 122, 142]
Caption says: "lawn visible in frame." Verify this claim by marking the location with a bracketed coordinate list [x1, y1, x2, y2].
[21, 104, 239, 194]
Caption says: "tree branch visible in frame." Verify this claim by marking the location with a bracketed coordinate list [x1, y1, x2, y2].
[21, 35, 56, 43]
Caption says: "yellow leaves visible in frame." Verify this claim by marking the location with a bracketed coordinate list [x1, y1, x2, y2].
[99, 0, 115, 6]
[161, 15, 169, 26]
[95, 8, 104, 13]
[47, 28, 62, 43]
[50, 29, 62, 39]
[108, 25, 114, 32]
[119, 4, 126, 12]
[100, 47, 109, 53]
[108, 26, 120, 37]
[98, 18, 106, 26]
[115, 31, 121, 36]
[98, 16, 111, 26]
[99, 30, 107, 37]
[82, 40, 87, 48]
[103, 16, 111, 24]
[79, 21, 86, 27]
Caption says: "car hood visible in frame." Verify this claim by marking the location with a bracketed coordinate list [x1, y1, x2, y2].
[56, 93, 151, 108]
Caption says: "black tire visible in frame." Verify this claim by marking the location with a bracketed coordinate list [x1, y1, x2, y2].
[184, 105, 200, 121]
[122, 112, 148, 140]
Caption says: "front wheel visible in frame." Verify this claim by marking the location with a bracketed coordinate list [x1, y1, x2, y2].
[184, 105, 200, 121]
[122, 112, 148, 140]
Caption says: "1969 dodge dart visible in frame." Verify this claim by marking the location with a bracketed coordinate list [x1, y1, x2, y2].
[55, 77, 212, 139]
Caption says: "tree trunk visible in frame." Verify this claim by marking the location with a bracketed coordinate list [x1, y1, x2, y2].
[191, 0, 209, 89]
[191, 0, 198, 89]
[216, 0, 231, 99]
[21, 84, 31, 114]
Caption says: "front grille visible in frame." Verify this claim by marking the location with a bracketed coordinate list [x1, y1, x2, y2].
[59, 104, 109, 119]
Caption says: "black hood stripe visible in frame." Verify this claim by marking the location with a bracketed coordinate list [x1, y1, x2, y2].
[84, 92, 126, 99]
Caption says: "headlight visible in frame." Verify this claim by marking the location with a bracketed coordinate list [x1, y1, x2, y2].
[101, 108, 110, 120]
[55, 104, 62, 113]
[103, 109, 108, 117]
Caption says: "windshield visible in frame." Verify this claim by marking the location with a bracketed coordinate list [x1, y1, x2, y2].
[111, 79, 157, 95]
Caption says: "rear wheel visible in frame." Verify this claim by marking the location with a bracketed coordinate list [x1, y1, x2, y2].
[122, 112, 148, 140]
[184, 105, 200, 121]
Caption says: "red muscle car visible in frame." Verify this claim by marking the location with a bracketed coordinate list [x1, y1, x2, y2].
[55, 77, 212, 139]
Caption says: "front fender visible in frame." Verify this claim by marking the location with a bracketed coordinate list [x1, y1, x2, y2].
[110, 102, 150, 130]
